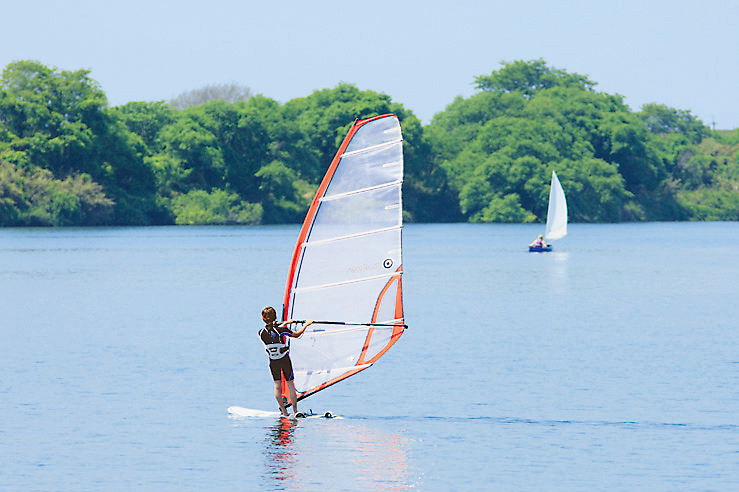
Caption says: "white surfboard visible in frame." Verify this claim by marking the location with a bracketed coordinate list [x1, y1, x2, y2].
[227, 406, 341, 419]
[228, 406, 281, 418]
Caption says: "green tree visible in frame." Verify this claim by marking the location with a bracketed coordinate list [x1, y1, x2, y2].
[111, 101, 175, 154]
[0, 60, 164, 225]
[170, 188, 262, 225]
[0, 160, 113, 226]
[431, 61, 648, 223]
[4, 58, 736, 227]
[255, 160, 314, 223]
[639, 103, 709, 144]
[0, 60, 106, 176]
[475, 59, 596, 98]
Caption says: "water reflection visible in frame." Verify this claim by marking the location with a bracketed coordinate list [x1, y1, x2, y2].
[339, 422, 412, 490]
[261, 417, 415, 490]
[262, 417, 297, 485]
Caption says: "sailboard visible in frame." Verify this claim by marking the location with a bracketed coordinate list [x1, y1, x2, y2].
[227, 406, 340, 419]
[227, 406, 282, 418]
[530, 170, 567, 252]
[279, 114, 406, 406]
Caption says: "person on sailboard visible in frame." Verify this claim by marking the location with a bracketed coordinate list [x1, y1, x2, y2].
[529, 234, 548, 248]
[258, 306, 313, 418]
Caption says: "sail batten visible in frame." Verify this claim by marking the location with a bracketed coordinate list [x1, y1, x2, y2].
[295, 363, 372, 374]
[281, 114, 406, 404]
[304, 324, 399, 337]
[342, 137, 402, 157]
[292, 270, 402, 293]
[319, 179, 403, 202]
[300, 225, 402, 247]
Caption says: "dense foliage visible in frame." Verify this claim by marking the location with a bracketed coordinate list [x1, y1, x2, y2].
[1, 59, 737, 226]
[431, 59, 737, 223]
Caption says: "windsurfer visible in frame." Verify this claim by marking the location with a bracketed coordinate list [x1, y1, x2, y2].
[529, 234, 548, 248]
[258, 306, 313, 418]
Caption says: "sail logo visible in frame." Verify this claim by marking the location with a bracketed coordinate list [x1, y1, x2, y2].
[349, 262, 382, 273]
[349, 259, 393, 273]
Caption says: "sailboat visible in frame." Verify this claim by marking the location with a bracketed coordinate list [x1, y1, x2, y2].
[229, 114, 406, 418]
[529, 170, 567, 252]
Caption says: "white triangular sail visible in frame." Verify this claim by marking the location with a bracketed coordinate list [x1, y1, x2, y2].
[544, 170, 567, 241]
[280, 114, 405, 403]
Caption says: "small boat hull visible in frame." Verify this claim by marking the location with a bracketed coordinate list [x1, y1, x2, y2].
[529, 245, 552, 252]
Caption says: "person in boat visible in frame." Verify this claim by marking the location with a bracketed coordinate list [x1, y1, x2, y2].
[529, 234, 548, 248]
[258, 306, 313, 418]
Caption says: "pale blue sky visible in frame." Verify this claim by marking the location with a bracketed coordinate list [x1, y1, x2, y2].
[2, 0, 737, 128]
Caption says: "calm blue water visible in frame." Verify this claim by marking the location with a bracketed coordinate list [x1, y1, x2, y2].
[1, 223, 738, 491]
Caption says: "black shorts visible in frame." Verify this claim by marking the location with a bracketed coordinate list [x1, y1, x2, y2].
[269, 355, 294, 381]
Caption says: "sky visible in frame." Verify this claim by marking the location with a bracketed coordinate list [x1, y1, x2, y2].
[2, 0, 738, 129]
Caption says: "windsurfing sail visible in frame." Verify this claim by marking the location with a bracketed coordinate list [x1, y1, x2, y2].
[280, 114, 406, 404]
[544, 170, 567, 241]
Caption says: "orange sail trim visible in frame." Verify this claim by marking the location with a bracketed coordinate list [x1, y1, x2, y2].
[293, 366, 367, 403]
[279, 114, 405, 406]
[358, 265, 404, 365]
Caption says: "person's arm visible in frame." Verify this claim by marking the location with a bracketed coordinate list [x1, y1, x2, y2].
[289, 319, 313, 338]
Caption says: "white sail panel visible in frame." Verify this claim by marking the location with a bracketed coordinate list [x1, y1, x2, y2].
[294, 228, 402, 289]
[545, 170, 568, 241]
[282, 114, 405, 401]
[344, 116, 402, 153]
[290, 275, 400, 326]
[325, 142, 403, 197]
[308, 184, 402, 242]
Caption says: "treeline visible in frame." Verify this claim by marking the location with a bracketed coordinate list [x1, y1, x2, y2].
[1, 59, 738, 227]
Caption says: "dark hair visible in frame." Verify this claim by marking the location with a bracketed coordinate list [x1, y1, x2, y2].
[262, 306, 277, 323]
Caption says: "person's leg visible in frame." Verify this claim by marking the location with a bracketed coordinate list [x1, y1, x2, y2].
[270, 361, 288, 416]
[281, 356, 300, 417]
[274, 379, 288, 416]
[286, 379, 298, 416]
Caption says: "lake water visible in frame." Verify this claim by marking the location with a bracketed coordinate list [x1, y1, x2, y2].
[1, 222, 738, 491]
